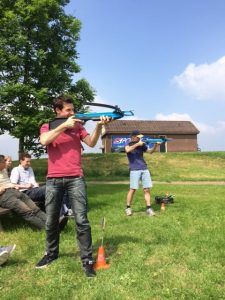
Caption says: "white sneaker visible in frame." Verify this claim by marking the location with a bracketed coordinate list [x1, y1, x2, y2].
[146, 208, 155, 216]
[67, 209, 74, 216]
[0, 251, 9, 266]
[125, 207, 132, 216]
[0, 244, 16, 255]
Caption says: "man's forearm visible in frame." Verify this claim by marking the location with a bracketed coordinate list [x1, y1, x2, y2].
[125, 143, 140, 153]
[148, 143, 158, 154]
[41, 117, 83, 146]
[0, 183, 17, 189]
[89, 123, 103, 147]
[40, 124, 66, 146]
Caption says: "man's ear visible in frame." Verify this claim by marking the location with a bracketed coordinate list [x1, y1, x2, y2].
[55, 107, 62, 115]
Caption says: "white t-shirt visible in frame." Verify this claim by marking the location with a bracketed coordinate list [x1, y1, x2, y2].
[10, 165, 38, 190]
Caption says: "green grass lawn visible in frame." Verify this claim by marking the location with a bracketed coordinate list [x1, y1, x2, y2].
[1, 183, 225, 299]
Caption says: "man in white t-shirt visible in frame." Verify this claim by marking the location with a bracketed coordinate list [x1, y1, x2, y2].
[10, 153, 45, 206]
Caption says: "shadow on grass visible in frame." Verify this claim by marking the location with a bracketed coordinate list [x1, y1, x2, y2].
[0, 213, 44, 232]
[88, 200, 112, 211]
[93, 235, 141, 257]
[0, 258, 28, 267]
[58, 251, 80, 260]
[87, 184, 128, 197]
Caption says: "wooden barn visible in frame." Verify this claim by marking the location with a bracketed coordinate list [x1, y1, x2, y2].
[101, 120, 200, 153]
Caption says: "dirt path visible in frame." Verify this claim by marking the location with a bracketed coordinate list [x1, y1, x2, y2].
[87, 181, 225, 185]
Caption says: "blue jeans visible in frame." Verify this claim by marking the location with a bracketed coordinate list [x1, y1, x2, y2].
[45, 177, 93, 263]
[24, 186, 66, 216]
[24, 186, 46, 203]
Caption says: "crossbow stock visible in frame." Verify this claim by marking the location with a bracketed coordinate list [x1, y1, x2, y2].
[49, 102, 134, 130]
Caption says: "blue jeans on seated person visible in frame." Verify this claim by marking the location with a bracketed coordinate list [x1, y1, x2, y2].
[24, 186, 46, 203]
[45, 177, 93, 263]
[24, 186, 67, 216]
[0, 189, 46, 229]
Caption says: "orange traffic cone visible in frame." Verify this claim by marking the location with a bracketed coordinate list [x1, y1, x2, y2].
[94, 245, 110, 270]
[161, 202, 166, 212]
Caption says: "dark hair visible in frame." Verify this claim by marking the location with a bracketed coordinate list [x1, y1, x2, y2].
[53, 95, 74, 112]
[19, 153, 31, 161]
[0, 155, 5, 163]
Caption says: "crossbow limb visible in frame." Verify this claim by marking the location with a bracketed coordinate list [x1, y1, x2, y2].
[74, 102, 134, 121]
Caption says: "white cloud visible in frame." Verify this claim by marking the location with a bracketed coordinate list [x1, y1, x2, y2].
[196, 121, 225, 151]
[155, 112, 225, 151]
[155, 112, 192, 122]
[172, 56, 225, 101]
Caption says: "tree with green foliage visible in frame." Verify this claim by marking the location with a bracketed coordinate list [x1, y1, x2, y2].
[0, 0, 95, 157]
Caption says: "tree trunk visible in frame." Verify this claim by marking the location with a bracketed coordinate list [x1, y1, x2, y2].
[18, 137, 24, 159]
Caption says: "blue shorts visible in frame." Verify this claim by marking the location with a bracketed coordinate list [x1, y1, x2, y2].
[130, 169, 153, 190]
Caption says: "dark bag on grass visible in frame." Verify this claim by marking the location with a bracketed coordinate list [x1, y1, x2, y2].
[155, 194, 174, 204]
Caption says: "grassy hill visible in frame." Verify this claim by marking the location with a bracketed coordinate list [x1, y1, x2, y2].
[27, 151, 225, 182]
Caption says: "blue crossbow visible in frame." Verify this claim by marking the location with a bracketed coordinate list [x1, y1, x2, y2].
[49, 102, 134, 129]
[141, 137, 172, 144]
[74, 102, 134, 121]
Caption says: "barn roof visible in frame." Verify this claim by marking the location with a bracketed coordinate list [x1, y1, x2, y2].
[102, 120, 200, 136]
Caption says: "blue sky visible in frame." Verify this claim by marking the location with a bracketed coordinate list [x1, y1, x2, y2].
[1, 0, 225, 158]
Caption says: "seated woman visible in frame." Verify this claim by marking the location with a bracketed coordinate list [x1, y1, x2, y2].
[5, 155, 12, 177]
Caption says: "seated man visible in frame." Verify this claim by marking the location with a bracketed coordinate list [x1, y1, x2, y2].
[10, 153, 45, 206]
[0, 245, 16, 266]
[10, 153, 70, 216]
